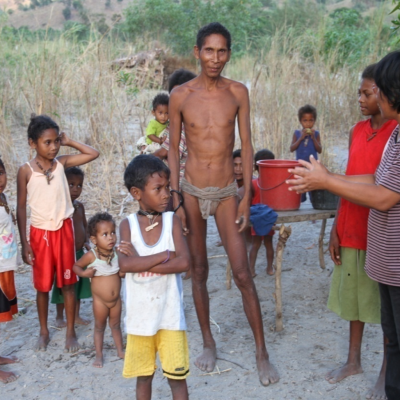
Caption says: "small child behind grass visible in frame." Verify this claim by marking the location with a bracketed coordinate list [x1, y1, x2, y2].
[290, 105, 322, 202]
[73, 212, 125, 368]
[51, 167, 92, 327]
[144, 93, 169, 153]
[249, 149, 276, 277]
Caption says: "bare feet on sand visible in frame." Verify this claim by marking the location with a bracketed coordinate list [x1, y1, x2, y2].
[256, 353, 280, 386]
[55, 317, 67, 328]
[35, 333, 50, 351]
[195, 346, 217, 373]
[366, 373, 387, 400]
[64, 335, 80, 353]
[75, 316, 90, 325]
[266, 266, 275, 276]
[0, 356, 19, 365]
[325, 362, 363, 384]
[93, 354, 104, 368]
[117, 349, 125, 360]
[0, 369, 18, 384]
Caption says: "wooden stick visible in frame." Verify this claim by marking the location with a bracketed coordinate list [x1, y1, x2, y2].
[275, 224, 292, 332]
[319, 219, 327, 270]
[217, 357, 248, 370]
[226, 260, 232, 290]
[200, 368, 231, 376]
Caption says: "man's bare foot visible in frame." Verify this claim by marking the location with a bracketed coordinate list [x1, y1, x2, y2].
[325, 363, 363, 384]
[0, 369, 18, 384]
[93, 354, 103, 368]
[35, 333, 50, 351]
[266, 266, 275, 276]
[366, 372, 387, 400]
[195, 346, 217, 373]
[75, 316, 90, 325]
[0, 356, 19, 365]
[55, 317, 67, 328]
[256, 354, 280, 386]
[64, 335, 80, 353]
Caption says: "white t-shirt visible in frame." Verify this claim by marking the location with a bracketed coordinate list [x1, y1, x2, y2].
[124, 212, 186, 336]
[0, 198, 19, 273]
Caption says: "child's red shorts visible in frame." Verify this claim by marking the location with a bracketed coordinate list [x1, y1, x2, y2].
[251, 227, 275, 237]
[30, 218, 77, 292]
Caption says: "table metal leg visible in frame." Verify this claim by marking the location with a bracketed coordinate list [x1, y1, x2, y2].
[226, 260, 232, 290]
[275, 224, 292, 332]
[318, 218, 327, 270]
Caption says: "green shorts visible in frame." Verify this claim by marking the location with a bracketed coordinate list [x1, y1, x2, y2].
[50, 248, 92, 304]
[327, 247, 380, 324]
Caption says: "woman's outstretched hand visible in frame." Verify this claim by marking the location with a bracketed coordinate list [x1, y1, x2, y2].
[286, 155, 330, 193]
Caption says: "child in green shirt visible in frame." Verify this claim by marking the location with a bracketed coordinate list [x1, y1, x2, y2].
[145, 93, 169, 148]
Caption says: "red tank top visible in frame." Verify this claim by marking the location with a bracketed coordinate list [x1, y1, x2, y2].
[336, 119, 398, 250]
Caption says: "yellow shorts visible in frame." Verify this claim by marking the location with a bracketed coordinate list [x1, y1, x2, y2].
[123, 330, 189, 380]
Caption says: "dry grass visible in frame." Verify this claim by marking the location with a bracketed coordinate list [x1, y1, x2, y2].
[0, 30, 370, 215]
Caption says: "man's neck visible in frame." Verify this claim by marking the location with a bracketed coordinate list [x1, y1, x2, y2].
[198, 72, 223, 91]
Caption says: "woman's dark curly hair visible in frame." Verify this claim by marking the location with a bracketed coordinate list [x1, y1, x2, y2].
[88, 212, 115, 237]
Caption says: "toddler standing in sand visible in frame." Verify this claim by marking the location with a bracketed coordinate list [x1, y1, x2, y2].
[16, 114, 99, 352]
[0, 158, 19, 384]
[73, 212, 125, 368]
[118, 155, 190, 400]
[51, 167, 92, 327]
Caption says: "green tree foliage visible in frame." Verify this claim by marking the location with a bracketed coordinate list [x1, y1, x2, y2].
[391, 0, 400, 35]
[62, 6, 72, 20]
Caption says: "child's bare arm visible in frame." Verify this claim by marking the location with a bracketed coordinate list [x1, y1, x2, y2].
[148, 215, 190, 274]
[57, 132, 99, 169]
[118, 219, 172, 273]
[290, 132, 306, 152]
[72, 251, 96, 278]
[81, 203, 91, 250]
[311, 130, 322, 153]
[16, 164, 34, 265]
[147, 134, 164, 144]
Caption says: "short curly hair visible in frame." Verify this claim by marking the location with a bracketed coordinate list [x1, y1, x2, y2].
[168, 69, 196, 93]
[88, 212, 115, 237]
[197, 22, 231, 50]
[374, 51, 400, 113]
[27, 114, 59, 142]
[361, 64, 376, 81]
[152, 93, 169, 111]
[124, 154, 170, 191]
[298, 105, 317, 121]
[65, 166, 84, 180]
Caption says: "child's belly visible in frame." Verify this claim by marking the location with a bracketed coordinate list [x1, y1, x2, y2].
[91, 274, 121, 304]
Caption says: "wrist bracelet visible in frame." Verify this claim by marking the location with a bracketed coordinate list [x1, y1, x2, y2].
[170, 190, 184, 213]
[162, 249, 170, 264]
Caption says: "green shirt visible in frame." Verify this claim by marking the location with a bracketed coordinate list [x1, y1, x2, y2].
[145, 119, 168, 145]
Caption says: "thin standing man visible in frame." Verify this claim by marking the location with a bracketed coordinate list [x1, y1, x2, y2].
[168, 22, 279, 386]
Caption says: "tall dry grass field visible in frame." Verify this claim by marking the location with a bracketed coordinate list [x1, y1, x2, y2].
[0, 31, 370, 215]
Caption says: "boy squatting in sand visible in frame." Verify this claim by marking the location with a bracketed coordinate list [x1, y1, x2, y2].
[73, 212, 125, 368]
[51, 167, 92, 327]
[144, 93, 169, 153]
[288, 51, 400, 400]
[168, 22, 279, 386]
[17, 114, 99, 352]
[325, 64, 397, 400]
[118, 155, 190, 400]
[0, 158, 20, 384]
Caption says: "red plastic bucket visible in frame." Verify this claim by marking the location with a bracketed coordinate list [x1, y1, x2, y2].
[256, 160, 302, 211]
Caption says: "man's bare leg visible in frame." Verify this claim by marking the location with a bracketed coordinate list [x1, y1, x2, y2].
[62, 284, 80, 353]
[35, 291, 50, 351]
[55, 303, 67, 328]
[264, 236, 274, 276]
[326, 320, 364, 383]
[214, 197, 279, 386]
[249, 236, 262, 277]
[183, 192, 216, 373]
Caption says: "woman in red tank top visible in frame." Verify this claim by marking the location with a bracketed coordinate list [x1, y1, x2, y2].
[325, 65, 397, 397]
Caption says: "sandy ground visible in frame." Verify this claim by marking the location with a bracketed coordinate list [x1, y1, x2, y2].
[0, 207, 385, 400]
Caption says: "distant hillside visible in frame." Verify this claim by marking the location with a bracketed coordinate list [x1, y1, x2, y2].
[0, 0, 133, 30]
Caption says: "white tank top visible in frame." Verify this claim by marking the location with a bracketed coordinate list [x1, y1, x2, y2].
[124, 212, 186, 336]
[87, 249, 119, 277]
[26, 159, 74, 231]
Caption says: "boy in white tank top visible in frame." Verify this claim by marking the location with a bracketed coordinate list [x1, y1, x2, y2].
[118, 155, 190, 400]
